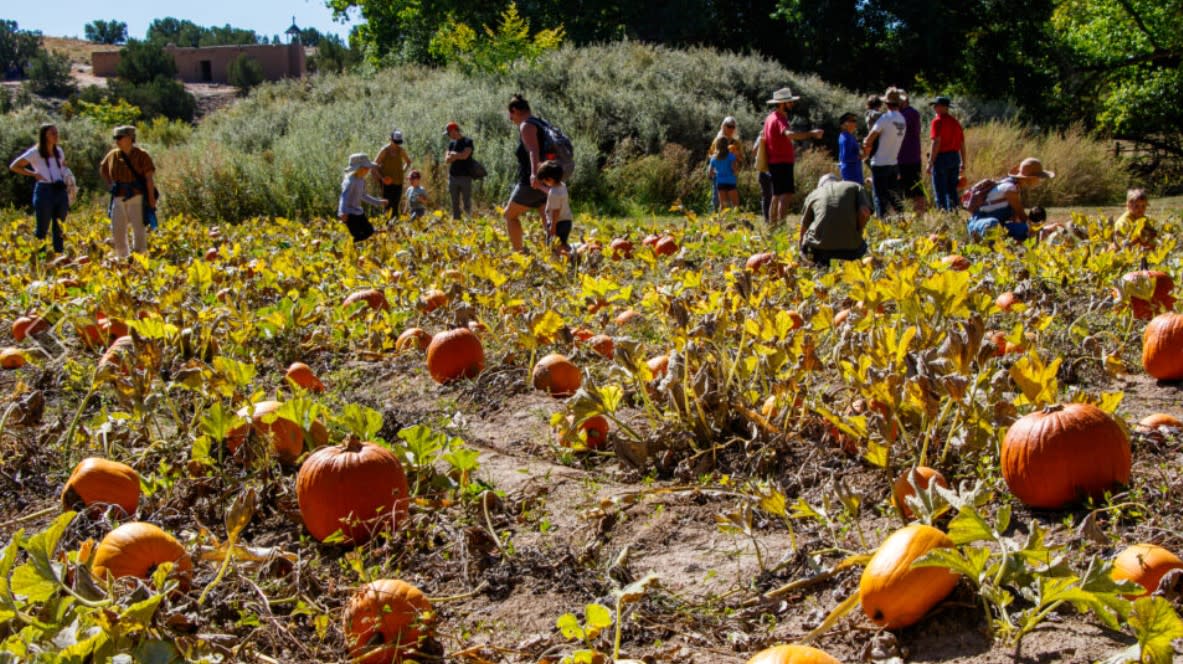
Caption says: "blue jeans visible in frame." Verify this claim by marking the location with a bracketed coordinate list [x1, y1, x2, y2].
[968, 205, 1029, 241]
[32, 182, 68, 253]
[932, 151, 961, 210]
[870, 164, 901, 218]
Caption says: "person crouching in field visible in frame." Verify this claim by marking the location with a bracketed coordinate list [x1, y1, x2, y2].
[799, 174, 872, 267]
[1114, 188, 1158, 249]
[405, 170, 432, 221]
[709, 136, 739, 210]
[338, 153, 387, 243]
[538, 160, 573, 257]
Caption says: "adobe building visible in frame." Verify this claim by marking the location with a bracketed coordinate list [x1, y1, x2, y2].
[92, 20, 306, 84]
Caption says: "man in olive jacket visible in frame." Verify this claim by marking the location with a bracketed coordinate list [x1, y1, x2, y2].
[799, 174, 872, 267]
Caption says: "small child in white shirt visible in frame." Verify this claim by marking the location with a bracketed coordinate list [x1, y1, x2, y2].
[538, 160, 572, 255]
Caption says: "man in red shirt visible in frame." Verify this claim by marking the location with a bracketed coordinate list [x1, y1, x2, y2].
[762, 87, 824, 226]
[926, 96, 967, 211]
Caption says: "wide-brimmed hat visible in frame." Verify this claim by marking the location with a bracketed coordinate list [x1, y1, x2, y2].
[390, 129, 404, 143]
[112, 125, 135, 140]
[766, 88, 800, 104]
[443, 121, 460, 135]
[1010, 157, 1055, 180]
[930, 96, 954, 107]
[344, 153, 380, 175]
[881, 87, 903, 105]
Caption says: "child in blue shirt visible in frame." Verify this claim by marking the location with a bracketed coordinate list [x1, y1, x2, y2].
[708, 136, 739, 209]
[404, 170, 431, 221]
[838, 113, 863, 183]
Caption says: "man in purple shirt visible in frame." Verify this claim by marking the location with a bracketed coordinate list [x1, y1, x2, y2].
[898, 92, 927, 214]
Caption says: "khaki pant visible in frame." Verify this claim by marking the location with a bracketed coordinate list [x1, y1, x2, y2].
[110, 194, 147, 258]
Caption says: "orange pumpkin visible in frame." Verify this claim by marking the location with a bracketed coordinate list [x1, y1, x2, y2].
[344, 288, 389, 312]
[285, 362, 325, 393]
[97, 314, 128, 344]
[0, 348, 26, 370]
[609, 238, 633, 260]
[297, 439, 410, 544]
[92, 522, 192, 587]
[641, 233, 660, 247]
[97, 336, 136, 373]
[859, 524, 959, 628]
[654, 235, 678, 256]
[941, 255, 970, 271]
[785, 310, 805, 330]
[745, 252, 776, 272]
[995, 291, 1019, 312]
[746, 644, 841, 664]
[532, 354, 582, 397]
[425, 328, 484, 384]
[1142, 313, 1183, 381]
[587, 334, 614, 360]
[12, 315, 48, 341]
[1112, 543, 1183, 598]
[1122, 270, 1175, 320]
[647, 354, 669, 381]
[614, 309, 641, 326]
[418, 289, 448, 313]
[1136, 413, 1183, 433]
[1001, 403, 1130, 509]
[557, 414, 610, 450]
[571, 327, 595, 343]
[343, 579, 433, 664]
[62, 457, 140, 515]
[892, 467, 949, 520]
[396, 327, 432, 352]
[226, 400, 329, 464]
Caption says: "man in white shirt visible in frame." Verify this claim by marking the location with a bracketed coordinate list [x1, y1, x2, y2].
[863, 87, 907, 219]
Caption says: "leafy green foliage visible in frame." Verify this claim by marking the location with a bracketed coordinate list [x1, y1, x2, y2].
[429, 1, 565, 75]
[23, 49, 75, 98]
[146, 17, 263, 48]
[227, 54, 265, 94]
[84, 20, 128, 45]
[0, 20, 42, 78]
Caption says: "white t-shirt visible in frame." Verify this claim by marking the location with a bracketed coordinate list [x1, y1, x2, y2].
[979, 178, 1019, 213]
[869, 110, 906, 166]
[14, 146, 66, 183]
[546, 183, 572, 222]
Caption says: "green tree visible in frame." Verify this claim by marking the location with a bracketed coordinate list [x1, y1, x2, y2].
[110, 40, 195, 121]
[429, 1, 565, 75]
[308, 33, 361, 74]
[24, 49, 76, 97]
[147, 18, 262, 48]
[227, 54, 264, 94]
[84, 20, 128, 45]
[116, 40, 177, 84]
[1053, 0, 1183, 157]
[0, 20, 42, 78]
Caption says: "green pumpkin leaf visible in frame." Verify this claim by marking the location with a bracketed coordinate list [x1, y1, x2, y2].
[945, 505, 996, 546]
[556, 612, 585, 640]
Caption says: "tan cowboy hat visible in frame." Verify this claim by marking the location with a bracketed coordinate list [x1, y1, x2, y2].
[766, 87, 801, 104]
[1009, 157, 1056, 179]
[881, 87, 903, 105]
[344, 153, 380, 175]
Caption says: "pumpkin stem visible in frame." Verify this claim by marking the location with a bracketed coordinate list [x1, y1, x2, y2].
[343, 435, 364, 452]
[1041, 404, 1065, 414]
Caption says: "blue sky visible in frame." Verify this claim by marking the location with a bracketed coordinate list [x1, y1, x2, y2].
[7, 0, 358, 41]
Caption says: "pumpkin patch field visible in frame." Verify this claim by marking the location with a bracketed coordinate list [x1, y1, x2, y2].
[1, 205, 1183, 663]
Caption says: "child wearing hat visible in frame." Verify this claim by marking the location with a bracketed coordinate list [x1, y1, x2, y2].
[339, 153, 388, 242]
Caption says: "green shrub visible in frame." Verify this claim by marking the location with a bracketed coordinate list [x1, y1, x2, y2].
[24, 50, 76, 98]
[228, 55, 264, 94]
[137, 116, 192, 147]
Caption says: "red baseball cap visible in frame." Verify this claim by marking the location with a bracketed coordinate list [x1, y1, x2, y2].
[443, 121, 460, 134]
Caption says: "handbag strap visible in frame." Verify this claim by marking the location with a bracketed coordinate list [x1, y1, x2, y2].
[117, 149, 147, 188]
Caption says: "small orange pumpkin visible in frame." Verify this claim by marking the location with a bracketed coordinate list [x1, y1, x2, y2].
[343, 579, 433, 664]
[609, 238, 633, 260]
[892, 466, 949, 520]
[63, 458, 140, 515]
[1112, 543, 1183, 598]
[344, 289, 389, 312]
[859, 524, 959, 629]
[587, 334, 614, 360]
[557, 414, 610, 450]
[1136, 413, 1183, 433]
[941, 255, 970, 271]
[614, 309, 641, 326]
[418, 289, 448, 313]
[97, 336, 136, 373]
[297, 438, 410, 544]
[995, 291, 1019, 312]
[1000, 403, 1130, 509]
[285, 362, 325, 392]
[1122, 270, 1175, 320]
[746, 644, 841, 664]
[396, 327, 432, 352]
[532, 353, 582, 397]
[425, 328, 484, 383]
[0, 348, 26, 370]
[1142, 312, 1183, 381]
[12, 315, 48, 342]
[92, 522, 192, 588]
[226, 400, 329, 464]
[646, 354, 669, 381]
[745, 252, 776, 273]
[654, 235, 678, 256]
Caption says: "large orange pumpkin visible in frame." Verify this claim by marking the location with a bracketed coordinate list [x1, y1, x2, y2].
[859, 524, 959, 629]
[296, 438, 411, 544]
[1112, 543, 1183, 598]
[1122, 270, 1175, 320]
[62, 458, 140, 515]
[425, 328, 485, 384]
[0, 348, 26, 370]
[343, 579, 433, 664]
[532, 353, 582, 397]
[1142, 313, 1183, 381]
[226, 400, 329, 464]
[746, 644, 841, 664]
[1000, 403, 1130, 509]
[285, 362, 325, 392]
[344, 289, 389, 312]
[92, 522, 192, 587]
[892, 467, 949, 520]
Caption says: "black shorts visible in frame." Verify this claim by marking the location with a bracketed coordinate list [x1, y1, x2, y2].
[716, 183, 737, 192]
[344, 214, 374, 242]
[509, 183, 547, 209]
[898, 163, 923, 197]
[553, 219, 572, 244]
[768, 163, 795, 195]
